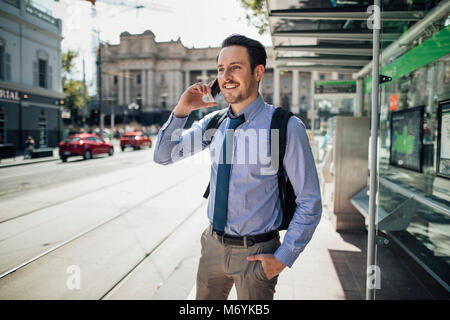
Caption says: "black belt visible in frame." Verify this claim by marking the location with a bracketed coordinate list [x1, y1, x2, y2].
[212, 228, 279, 247]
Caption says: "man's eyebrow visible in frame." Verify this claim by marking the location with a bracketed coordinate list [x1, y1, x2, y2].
[217, 61, 244, 68]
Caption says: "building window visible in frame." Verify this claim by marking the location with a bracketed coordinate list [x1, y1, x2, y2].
[38, 59, 47, 88]
[0, 43, 11, 81]
[301, 75, 307, 88]
[266, 77, 272, 89]
[38, 111, 47, 147]
[283, 76, 289, 89]
[161, 74, 165, 83]
[136, 74, 141, 84]
[281, 95, 290, 109]
[300, 96, 307, 110]
[114, 76, 118, 85]
[0, 45, 3, 80]
[319, 73, 325, 80]
[0, 108, 5, 144]
[338, 73, 344, 80]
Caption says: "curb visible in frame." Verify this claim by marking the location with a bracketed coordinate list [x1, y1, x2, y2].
[0, 157, 60, 169]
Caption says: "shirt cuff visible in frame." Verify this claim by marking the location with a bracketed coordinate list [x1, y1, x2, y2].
[274, 243, 300, 268]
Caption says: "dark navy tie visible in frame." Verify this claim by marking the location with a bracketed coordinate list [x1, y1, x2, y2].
[213, 114, 245, 233]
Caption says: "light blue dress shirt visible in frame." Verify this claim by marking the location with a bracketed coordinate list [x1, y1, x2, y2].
[153, 95, 322, 267]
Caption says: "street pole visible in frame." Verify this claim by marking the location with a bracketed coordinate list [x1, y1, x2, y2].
[96, 39, 104, 136]
[82, 57, 87, 131]
[366, 0, 380, 300]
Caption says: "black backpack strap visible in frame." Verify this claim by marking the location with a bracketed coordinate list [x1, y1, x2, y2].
[270, 108, 293, 228]
[203, 108, 228, 147]
[203, 108, 228, 199]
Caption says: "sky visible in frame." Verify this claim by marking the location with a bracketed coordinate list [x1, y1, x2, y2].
[35, 0, 272, 87]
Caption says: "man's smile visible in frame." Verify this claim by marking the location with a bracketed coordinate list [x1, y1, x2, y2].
[223, 82, 239, 91]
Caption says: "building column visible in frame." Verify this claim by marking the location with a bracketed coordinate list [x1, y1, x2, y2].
[167, 71, 174, 107]
[147, 69, 154, 110]
[103, 73, 109, 99]
[141, 69, 146, 107]
[291, 70, 299, 114]
[118, 71, 124, 106]
[175, 70, 183, 102]
[201, 69, 208, 83]
[273, 68, 280, 106]
[185, 70, 190, 88]
[125, 70, 130, 105]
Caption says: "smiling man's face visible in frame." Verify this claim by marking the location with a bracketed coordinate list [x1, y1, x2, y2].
[217, 45, 263, 110]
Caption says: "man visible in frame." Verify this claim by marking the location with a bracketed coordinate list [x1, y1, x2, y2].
[154, 34, 322, 300]
[24, 136, 35, 159]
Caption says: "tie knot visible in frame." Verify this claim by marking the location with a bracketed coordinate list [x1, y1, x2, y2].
[228, 115, 245, 130]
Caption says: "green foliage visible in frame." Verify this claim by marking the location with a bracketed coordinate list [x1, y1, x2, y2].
[62, 50, 89, 112]
[238, 0, 269, 35]
[62, 50, 79, 81]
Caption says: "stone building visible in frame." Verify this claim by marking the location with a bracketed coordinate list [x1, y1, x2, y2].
[100, 30, 350, 126]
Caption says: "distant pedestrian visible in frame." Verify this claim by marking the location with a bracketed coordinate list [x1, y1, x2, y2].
[24, 136, 35, 159]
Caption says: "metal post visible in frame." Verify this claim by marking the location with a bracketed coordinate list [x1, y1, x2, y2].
[82, 57, 87, 131]
[310, 71, 315, 138]
[97, 40, 104, 135]
[366, 0, 380, 300]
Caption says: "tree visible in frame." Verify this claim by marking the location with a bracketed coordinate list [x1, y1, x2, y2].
[62, 50, 89, 125]
[238, 0, 269, 35]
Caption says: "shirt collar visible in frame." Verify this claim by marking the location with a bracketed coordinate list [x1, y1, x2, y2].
[226, 94, 264, 123]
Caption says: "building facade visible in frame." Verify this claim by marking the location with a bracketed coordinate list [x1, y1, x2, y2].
[100, 30, 347, 126]
[0, 0, 64, 152]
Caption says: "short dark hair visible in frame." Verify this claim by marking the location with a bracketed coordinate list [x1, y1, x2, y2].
[220, 34, 267, 73]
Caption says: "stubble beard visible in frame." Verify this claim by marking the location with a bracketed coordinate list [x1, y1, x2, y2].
[222, 81, 258, 105]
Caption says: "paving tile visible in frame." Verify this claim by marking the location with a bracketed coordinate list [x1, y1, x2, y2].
[274, 284, 294, 299]
[293, 286, 328, 300]
[326, 287, 346, 300]
[343, 290, 364, 300]
[333, 262, 353, 276]
[335, 275, 360, 292]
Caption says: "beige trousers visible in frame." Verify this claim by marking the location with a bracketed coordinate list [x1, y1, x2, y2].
[196, 225, 281, 300]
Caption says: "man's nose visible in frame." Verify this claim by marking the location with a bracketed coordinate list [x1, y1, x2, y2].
[223, 68, 233, 81]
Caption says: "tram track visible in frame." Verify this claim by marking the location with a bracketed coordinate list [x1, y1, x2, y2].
[100, 199, 206, 300]
[0, 168, 205, 281]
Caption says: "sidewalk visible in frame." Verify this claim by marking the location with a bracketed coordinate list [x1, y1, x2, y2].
[0, 148, 60, 168]
[184, 213, 439, 300]
[110, 207, 437, 300]
[184, 214, 368, 300]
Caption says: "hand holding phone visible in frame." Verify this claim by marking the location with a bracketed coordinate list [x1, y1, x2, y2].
[203, 79, 221, 103]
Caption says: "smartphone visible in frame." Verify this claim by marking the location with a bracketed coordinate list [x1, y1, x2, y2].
[210, 78, 220, 98]
[203, 78, 221, 103]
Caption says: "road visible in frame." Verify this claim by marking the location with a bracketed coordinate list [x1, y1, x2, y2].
[0, 144, 213, 299]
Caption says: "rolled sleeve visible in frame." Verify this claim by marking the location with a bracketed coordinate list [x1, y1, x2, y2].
[153, 111, 218, 165]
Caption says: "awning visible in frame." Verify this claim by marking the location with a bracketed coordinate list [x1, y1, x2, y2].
[266, 0, 442, 74]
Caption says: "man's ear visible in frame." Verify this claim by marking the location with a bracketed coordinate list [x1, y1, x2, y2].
[255, 65, 265, 81]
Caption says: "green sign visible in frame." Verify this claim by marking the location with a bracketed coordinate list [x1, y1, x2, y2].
[365, 25, 450, 94]
[314, 80, 356, 94]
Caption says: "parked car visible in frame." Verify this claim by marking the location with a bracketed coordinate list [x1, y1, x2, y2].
[59, 134, 114, 162]
[119, 131, 152, 151]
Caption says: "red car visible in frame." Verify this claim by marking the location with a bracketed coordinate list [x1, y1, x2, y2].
[59, 134, 114, 162]
[119, 131, 152, 151]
